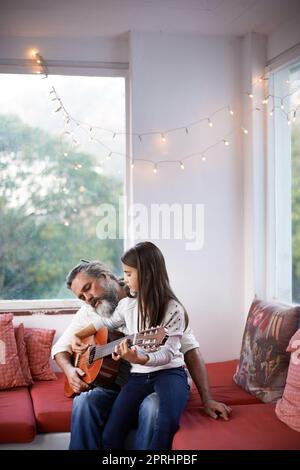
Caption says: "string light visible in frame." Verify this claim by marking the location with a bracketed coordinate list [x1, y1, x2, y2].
[31, 50, 300, 176]
[293, 111, 297, 123]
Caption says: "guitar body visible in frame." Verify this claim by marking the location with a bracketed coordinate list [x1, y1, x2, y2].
[64, 327, 124, 397]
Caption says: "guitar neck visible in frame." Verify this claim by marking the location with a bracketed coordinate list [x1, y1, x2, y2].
[93, 334, 136, 361]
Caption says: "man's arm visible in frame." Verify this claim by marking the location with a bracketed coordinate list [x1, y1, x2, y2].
[184, 348, 232, 420]
[52, 306, 93, 394]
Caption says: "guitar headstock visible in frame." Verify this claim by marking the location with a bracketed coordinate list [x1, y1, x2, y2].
[135, 325, 168, 352]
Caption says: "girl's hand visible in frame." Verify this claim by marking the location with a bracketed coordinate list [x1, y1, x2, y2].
[71, 335, 89, 355]
[112, 339, 149, 365]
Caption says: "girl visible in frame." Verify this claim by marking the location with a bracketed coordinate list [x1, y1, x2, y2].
[71, 241, 190, 450]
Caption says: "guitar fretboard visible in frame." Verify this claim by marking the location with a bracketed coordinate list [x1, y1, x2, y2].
[92, 334, 136, 361]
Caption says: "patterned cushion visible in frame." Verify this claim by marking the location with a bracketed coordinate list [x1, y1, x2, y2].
[14, 324, 33, 386]
[275, 328, 300, 431]
[234, 299, 300, 403]
[0, 313, 28, 389]
[24, 328, 57, 381]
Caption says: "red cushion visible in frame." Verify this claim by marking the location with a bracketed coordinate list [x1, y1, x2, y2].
[14, 324, 33, 386]
[24, 328, 57, 381]
[0, 313, 28, 389]
[0, 387, 36, 443]
[173, 403, 300, 450]
[30, 372, 73, 432]
[186, 360, 261, 409]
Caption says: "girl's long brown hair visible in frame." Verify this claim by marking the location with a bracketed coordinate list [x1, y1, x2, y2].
[121, 241, 188, 331]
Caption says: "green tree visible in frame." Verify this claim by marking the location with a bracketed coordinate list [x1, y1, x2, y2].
[0, 114, 123, 299]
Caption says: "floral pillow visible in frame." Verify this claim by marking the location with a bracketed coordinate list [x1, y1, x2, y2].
[234, 298, 300, 403]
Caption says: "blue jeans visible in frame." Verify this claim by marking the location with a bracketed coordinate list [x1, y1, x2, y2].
[102, 367, 189, 450]
[69, 386, 159, 450]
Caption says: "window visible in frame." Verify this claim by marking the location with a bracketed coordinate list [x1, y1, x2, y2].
[268, 60, 300, 303]
[0, 73, 126, 301]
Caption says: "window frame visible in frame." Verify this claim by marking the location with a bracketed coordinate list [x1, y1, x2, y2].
[266, 59, 300, 304]
[0, 59, 131, 311]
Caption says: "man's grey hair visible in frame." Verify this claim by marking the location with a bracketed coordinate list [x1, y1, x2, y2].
[66, 261, 119, 289]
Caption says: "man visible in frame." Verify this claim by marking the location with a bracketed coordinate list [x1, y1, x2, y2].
[52, 261, 231, 450]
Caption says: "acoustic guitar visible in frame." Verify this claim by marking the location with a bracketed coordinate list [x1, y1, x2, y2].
[64, 325, 168, 397]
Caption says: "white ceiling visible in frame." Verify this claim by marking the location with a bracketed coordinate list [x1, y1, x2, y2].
[1, 0, 300, 38]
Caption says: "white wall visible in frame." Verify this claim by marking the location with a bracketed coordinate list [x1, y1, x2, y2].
[0, 36, 128, 63]
[0, 29, 245, 361]
[268, 12, 300, 62]
[129, 32, 244, 361]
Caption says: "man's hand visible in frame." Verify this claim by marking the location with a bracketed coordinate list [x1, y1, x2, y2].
[203, 399, 232, 420]
[71, 335, 89, 354]
[66, 366, 89, 394]
[112, 339, 149, 365]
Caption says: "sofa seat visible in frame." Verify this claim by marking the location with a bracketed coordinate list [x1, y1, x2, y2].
[173, 403, 300, 450]
[30, 373, 73, 433]
[0, 387, 36, 443]
[202, 360, 261, 405]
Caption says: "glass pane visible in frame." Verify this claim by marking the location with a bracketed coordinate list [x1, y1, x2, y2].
[0, 74, 125, 300]
[291, 65, 300, 303]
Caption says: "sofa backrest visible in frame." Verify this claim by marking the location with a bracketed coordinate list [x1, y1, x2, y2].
[12, 311, 76, 372]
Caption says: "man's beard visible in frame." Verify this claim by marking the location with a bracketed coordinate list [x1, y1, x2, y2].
[94, 287, 119, 318]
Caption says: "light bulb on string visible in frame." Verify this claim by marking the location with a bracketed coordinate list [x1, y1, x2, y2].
[185, 127, 189, 134]
[201, 155, 206, 162]
[180, 161, 185, 170]
[228, 107, 234, 116]
[287, 117, 291, 126]
[153, 164, 158, 174]
[293, 111, 297, 122]
[208, 119, 213, 128]
[270, 110, 274, 117]
[106, 151, 112, 160]
[242, 127, 249, 135]
[161, 133, 166, 142]
[131, 162, 135, 169]
[138, 135, 142, 142]
[247, 93, 254, 99]
[262, 97, 269, 105]
[280, 99, 284, 110]
[223, 139, 230, 146]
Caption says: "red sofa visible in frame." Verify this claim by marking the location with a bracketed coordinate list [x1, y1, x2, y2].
[1, 359, 299, 449]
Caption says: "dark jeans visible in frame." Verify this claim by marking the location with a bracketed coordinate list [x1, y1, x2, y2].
[102, 367, 190, 450]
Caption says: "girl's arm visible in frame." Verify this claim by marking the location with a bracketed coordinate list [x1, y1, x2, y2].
[115, 302, 185, 367]
[71, 299, 127, 353]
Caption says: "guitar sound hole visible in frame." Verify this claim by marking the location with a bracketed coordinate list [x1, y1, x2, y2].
[89, 346, 96, 364]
